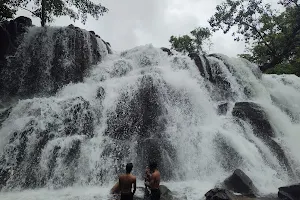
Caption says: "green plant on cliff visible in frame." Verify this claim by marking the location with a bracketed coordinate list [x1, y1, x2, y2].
[169, 27, 212, 55]
[209, 0, 300, 74]
[19, 0, 108, 27]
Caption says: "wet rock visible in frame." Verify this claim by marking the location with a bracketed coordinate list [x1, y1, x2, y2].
[63, 97, 94, 138]
[218, 102, 228, 115]
[0, 26, 10, 60]
[223, 169, 258, 196]
[161, 47, 173, 56]
[214, 137, 243, 172]
[96, 86, 106, 99]
[0, 16, 32, 57]
[0, 25, 103, 99]
[0, 107, 12, 127]
[232, 102, 273, 138]
[205, 188, 234, 200]
[278, 184, 300, 200]
[232, 102, 294, 177]
[189, 52, 205, 77]
[105, 75, 176, 180]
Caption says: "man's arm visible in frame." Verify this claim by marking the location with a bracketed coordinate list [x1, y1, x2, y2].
[132, 177, 136, 195]
[118, 176, 121, 190]
[149, 173, 155, 186]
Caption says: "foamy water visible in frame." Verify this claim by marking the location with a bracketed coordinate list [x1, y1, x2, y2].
[0, 43, 300, 199]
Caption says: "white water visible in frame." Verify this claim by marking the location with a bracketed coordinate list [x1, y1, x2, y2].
[1, 43, 300, 199]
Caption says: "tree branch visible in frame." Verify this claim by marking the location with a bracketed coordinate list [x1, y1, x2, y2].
[19, 6, 39, 18]
[241, 22, 276, 55]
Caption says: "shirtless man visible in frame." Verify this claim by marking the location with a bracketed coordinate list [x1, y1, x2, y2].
[119, 163, 136, 200]
[148, 162, 161, 200]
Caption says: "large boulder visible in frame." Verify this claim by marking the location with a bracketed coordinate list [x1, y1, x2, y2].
[205, 188, 278, 200]
[205, 188, 235, 200]
[278, 184, 300, 200]
[232, 102, 294, 177]
[222, 169, 258, 197]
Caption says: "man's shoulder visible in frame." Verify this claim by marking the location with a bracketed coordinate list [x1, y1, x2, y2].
[131, 174, 137, 180]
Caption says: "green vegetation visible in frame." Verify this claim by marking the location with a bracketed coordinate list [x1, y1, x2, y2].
[169, 27, 212, 55]
[0, 0, 25, 21]
[0, 0, 108, 26]
[169, 0, 299, 76]
[209, 0, 300, 75]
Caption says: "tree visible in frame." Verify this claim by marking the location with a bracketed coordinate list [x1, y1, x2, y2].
[169, 27, 212, 55]
[20, 0, 108, 27]
[209, 0, 300, 72]
[0, 0, 27, 21]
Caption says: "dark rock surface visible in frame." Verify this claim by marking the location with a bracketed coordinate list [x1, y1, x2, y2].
[161, 47, 173, 56]
[105, 75, 176, 180]
[223, 169, 258, 196]
[189, 52, 206, 77]
[205, 188, 234, 200]
[232, 102, 294, 177]
[0, 96, 94, 189]
[0, 16, 32, 60]
[0, 25, 102, 99]
[218, 102, 229, 115]
[278, 184, 300, 200]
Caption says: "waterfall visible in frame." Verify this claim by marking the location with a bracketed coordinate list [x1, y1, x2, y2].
[0, 27, 300, 199]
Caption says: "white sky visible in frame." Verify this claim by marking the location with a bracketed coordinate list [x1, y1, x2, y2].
[16, 0, 279, 57]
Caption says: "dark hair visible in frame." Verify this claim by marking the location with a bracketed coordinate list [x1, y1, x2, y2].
[149, 162, 157, 171]
[126, 163, 133, 173]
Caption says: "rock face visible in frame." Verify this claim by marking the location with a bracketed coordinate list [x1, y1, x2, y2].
[0, 16, 32, 60]
[223, 169, 258, 196]
[0, 24, 106, 99]
[232, 102, 294, 177]
[189, 53, 233, 101]
[278, 184, 300, 200]
[0, 96, 94, 189]
[105, 75, 176, 180]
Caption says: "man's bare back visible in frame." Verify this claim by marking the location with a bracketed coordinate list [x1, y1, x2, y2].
[118, 163, 136, 200]
[149, 169, 160, 189]
[119, 174, 136, 194]
[148, 162, 161, 200]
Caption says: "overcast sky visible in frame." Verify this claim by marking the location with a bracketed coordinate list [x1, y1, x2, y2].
[17, 0, 279, 57]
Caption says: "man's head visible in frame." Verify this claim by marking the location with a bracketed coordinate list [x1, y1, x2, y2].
[126, 163, 133, 174]
[149, 162, 157, 172]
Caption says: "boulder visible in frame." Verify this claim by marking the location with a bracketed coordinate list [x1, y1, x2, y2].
[278, 184, 300, 200]
[205, 188, 234, 200]
[223, 169, 258, 197]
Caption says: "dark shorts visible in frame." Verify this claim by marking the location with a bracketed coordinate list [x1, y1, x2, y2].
[151, 189, 161, 200]
[121, 193, 133, 200]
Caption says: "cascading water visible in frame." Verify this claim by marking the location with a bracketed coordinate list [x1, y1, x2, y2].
[0, 26, 300, 200]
